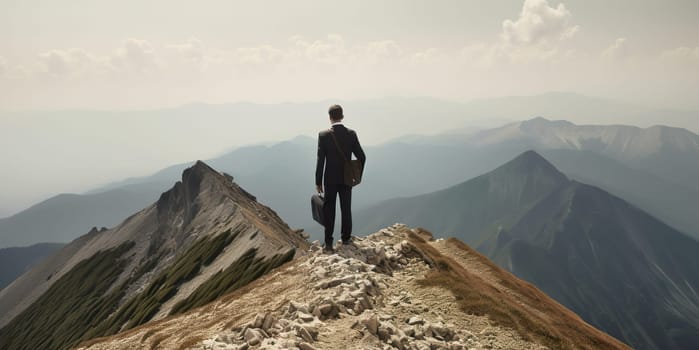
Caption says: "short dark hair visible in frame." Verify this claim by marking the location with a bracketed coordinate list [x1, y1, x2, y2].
[328, 104, 343, 120]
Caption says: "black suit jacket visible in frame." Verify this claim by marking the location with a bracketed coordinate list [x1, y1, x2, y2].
[316, 124, 366, 186]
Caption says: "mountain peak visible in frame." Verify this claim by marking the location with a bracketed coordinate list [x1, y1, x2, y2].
[155, 160, 261, 230]
[515, 149, 547, 162]
[498, 150, 568, 183]
[183, 160, 219, 183]
[521, 117, 574, 128]
[191, 159, 215, 172]
[162, 160, 223, 201]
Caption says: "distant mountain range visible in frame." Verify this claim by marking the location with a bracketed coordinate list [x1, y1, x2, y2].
[3, 117, 699, 252]
[0, 243, 64, 290]
[0, 184, 165, 248]
[470, 117, 699, 193]
[0, 161, 306, 350]
[357, 151, 699, 350]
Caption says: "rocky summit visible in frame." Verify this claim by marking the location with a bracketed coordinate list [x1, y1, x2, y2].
[80, 224, 629, 350]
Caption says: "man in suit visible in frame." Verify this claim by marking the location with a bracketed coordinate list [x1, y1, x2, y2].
[316, 104, 366, 252]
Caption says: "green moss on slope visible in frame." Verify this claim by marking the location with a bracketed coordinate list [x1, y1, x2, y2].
[170, 247, 295, 315]
[0, 226, 297, 350]
[99, 228, 240, 332]
[0, 241, 135, 350]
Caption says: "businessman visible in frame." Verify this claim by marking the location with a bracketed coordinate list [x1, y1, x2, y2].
[316, 104, 366, 252]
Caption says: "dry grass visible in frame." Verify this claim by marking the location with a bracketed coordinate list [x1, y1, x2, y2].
[140, 328, 161, 343]
[223, 314, 246, 330]
[149, 334, 169, 350]
[176, 336, 205, 350]
[407, 229, 631, 350]
[74, 337, 107, 349]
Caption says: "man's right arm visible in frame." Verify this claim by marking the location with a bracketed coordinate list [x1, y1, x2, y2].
[315, 132, 326, 190]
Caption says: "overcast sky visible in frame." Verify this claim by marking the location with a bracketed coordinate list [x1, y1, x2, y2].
[1, 0, 698, 110]
[1, 0, 698, 217]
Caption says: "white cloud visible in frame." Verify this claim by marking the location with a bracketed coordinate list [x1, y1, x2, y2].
[289, 34, 349, 65]
[502, 0, 579, 45]
[112, 38, 160, 74]
[167, 38, 205, 64]
[39, 50, 72, 76]
[602, 38, 629, 60]
[411, 48, 448, 65]
[661, 46, 699, 60]
[358, 40, 404, 65]
[38, 48, 113, 78]
[233, 35, 408, 68]
[2, 30, 697, 111]
[456, 0, 580, 66]
[32, 39, 161, 79]
[234, 45, 285, 65]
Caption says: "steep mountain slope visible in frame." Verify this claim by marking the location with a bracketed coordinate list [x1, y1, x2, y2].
[78, 225, 630, 350]
[357, 151, 699, 350]
[0, 161, 307, 350]
[0, 243, 64, 290]
[539, 149, 699, 238]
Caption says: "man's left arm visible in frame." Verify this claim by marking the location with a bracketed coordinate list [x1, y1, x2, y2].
[352, 131, 366, 167]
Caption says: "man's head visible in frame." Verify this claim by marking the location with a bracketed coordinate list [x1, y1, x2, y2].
[328, 104, 343, 122]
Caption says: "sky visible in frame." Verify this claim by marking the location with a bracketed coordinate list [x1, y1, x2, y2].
[0, 0, 698, 217]
[1, 0, 698, 110]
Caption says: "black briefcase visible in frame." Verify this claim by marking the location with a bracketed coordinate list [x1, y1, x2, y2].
[311, 193, 325, 225]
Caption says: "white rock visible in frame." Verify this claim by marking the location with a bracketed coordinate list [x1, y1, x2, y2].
[289, 302, 309, 314]
[318, 303, 334, 315]
[298, 342, 318, 350]
[297, 312, 315, 322]
[362, 313, 379, 335]
[408, 316, 425, 325]
[252, 313, 265, 328]
[296, 326, 314, 342]
[243, 328, 261, 346]
[262, 313, 275, 331]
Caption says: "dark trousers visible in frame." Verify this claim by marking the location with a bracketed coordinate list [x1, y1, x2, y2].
[323, 183, 352, 245]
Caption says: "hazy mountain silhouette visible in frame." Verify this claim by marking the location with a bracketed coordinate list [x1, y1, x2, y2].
[0, 243, 64, 290]
[0, 136, 516, 249]
[0, 161, 306, 350]
[357, 151, 699, 350]
[471, 117, 699, 192]
[3, 117, 699, 253]
[0, 184, 165, 248]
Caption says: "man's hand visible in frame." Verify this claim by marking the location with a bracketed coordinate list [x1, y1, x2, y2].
[316, 185, 323, 194]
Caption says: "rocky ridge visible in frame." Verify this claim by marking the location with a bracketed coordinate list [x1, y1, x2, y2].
[202, 224, 494, 350]
[81, 224, 628, 350]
